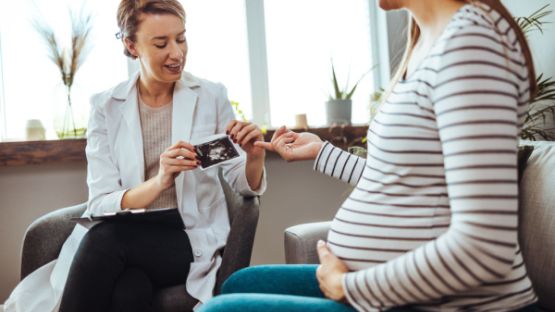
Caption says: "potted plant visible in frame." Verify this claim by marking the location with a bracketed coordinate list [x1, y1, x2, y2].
[326, 61, 371, 125]
[33, 7, 93, 139]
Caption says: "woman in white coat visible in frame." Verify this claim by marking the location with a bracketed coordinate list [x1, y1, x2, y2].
[3, 0, 266, 311]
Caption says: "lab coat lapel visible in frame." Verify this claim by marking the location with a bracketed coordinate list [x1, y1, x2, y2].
[116, 72, 145, 183]
[172, 75, 200, 226]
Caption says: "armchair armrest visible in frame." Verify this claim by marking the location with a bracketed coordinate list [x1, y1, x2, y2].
[20, 202, 87, 280]
[284, 221, 331, 264]
[214, 169, 260, 294]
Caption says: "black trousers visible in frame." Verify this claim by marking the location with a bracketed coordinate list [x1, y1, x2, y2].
[59, 210, 193, 312]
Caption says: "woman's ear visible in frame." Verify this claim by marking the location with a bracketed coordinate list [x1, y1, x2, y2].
[124, 37, 139, 59]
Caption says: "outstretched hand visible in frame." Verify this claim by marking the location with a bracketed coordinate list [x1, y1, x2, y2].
[254, 126, 323, 162]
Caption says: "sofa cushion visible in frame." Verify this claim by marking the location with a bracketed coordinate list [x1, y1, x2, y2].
[518, 142, 555, 311]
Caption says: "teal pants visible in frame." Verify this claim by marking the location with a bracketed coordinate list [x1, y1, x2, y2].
[200, 265, 539, 312]
[199, 265, 356, 312]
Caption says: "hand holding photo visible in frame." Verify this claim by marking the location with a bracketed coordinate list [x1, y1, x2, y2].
[193, 135, 240, 169]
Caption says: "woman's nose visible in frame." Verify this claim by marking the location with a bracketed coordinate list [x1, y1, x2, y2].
[169, 42, 185, 60]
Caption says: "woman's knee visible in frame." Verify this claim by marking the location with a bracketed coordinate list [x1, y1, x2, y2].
[199, 294, 258, 312]
[200, 293, 354, 312]
[82, 222, 118, 246]
[222, 265, 317, 294]
[221, 266, 261, 294]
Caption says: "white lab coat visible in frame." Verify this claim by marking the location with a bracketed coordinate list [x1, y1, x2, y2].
[3, 71, 266, 312]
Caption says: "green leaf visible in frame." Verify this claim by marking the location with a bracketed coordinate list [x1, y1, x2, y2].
[331, 61, 343, 99]
[515, 4, 552, 35]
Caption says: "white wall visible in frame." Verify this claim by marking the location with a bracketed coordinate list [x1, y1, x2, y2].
[0, 162, 88, 302]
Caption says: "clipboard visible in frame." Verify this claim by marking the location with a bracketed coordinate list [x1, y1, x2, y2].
[71, 207, 184, 229]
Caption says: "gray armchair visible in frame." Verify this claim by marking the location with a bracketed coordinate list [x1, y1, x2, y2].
[284, 141, 555, 311]
[20, 171, 260, 312]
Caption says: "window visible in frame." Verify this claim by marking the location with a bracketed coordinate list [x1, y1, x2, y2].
[180, 0, 253, 120]
[0, 30, 5, 140]
[0, 0, 383, 141]
[0, 0, 127, 140]
[264, 0, 375, 126]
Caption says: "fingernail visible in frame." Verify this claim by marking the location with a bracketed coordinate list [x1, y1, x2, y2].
[317, 240, 325, 247]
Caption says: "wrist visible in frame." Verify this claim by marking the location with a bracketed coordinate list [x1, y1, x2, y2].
[311, 141, 325, 159]
[154, 174, 169, 192]
[247, 150, 266, 162]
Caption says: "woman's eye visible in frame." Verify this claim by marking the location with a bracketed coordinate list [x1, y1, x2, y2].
[177, 38, 186, 43]
[154, 44, 167, 49]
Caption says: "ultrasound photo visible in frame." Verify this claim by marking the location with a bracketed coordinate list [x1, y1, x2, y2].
[194, 135, 240, 169]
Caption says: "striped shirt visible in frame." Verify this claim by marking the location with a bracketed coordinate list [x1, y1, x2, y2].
[314, 4, 536, 311]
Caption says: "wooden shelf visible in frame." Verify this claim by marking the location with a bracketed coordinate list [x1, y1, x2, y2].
[0, 139, 87, 167]
[0, 125, 369, 167]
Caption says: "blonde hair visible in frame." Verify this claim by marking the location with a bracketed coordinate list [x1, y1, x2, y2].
[117, 0, 186, 59]
[384, 0, 536, 103]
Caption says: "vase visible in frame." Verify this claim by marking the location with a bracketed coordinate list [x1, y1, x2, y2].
[326, 99, 352, 125]
[53, 84, 87, 139]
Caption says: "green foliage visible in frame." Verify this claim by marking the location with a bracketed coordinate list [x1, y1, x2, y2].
[515, 4, 552, 35]
[521, 74, 555, 140]
[517, 4, 555, 141]
[230, 100, 266, 135]
[231, 100, 248, 122]
[329, 60, 374, 100]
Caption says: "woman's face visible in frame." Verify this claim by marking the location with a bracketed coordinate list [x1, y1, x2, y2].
[126, 13, 187, 84]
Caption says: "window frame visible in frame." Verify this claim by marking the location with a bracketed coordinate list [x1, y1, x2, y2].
[368, 0, 392, 88]
[0, 29, 6, 140]
[0, 0, 388, 141]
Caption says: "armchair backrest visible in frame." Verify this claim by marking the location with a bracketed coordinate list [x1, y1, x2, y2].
[20, 202, 87, 280]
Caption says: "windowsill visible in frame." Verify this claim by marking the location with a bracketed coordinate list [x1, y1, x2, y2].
[0, 124, 369, 167]
[0, 139, 87, 167]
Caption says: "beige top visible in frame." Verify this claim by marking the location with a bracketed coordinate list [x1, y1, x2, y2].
[138, 95, 178, 209]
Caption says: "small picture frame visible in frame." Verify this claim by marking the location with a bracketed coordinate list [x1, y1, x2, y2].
[193, 135, 240, 170]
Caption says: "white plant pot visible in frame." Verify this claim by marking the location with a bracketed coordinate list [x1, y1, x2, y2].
[326, 99, 352, 125]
